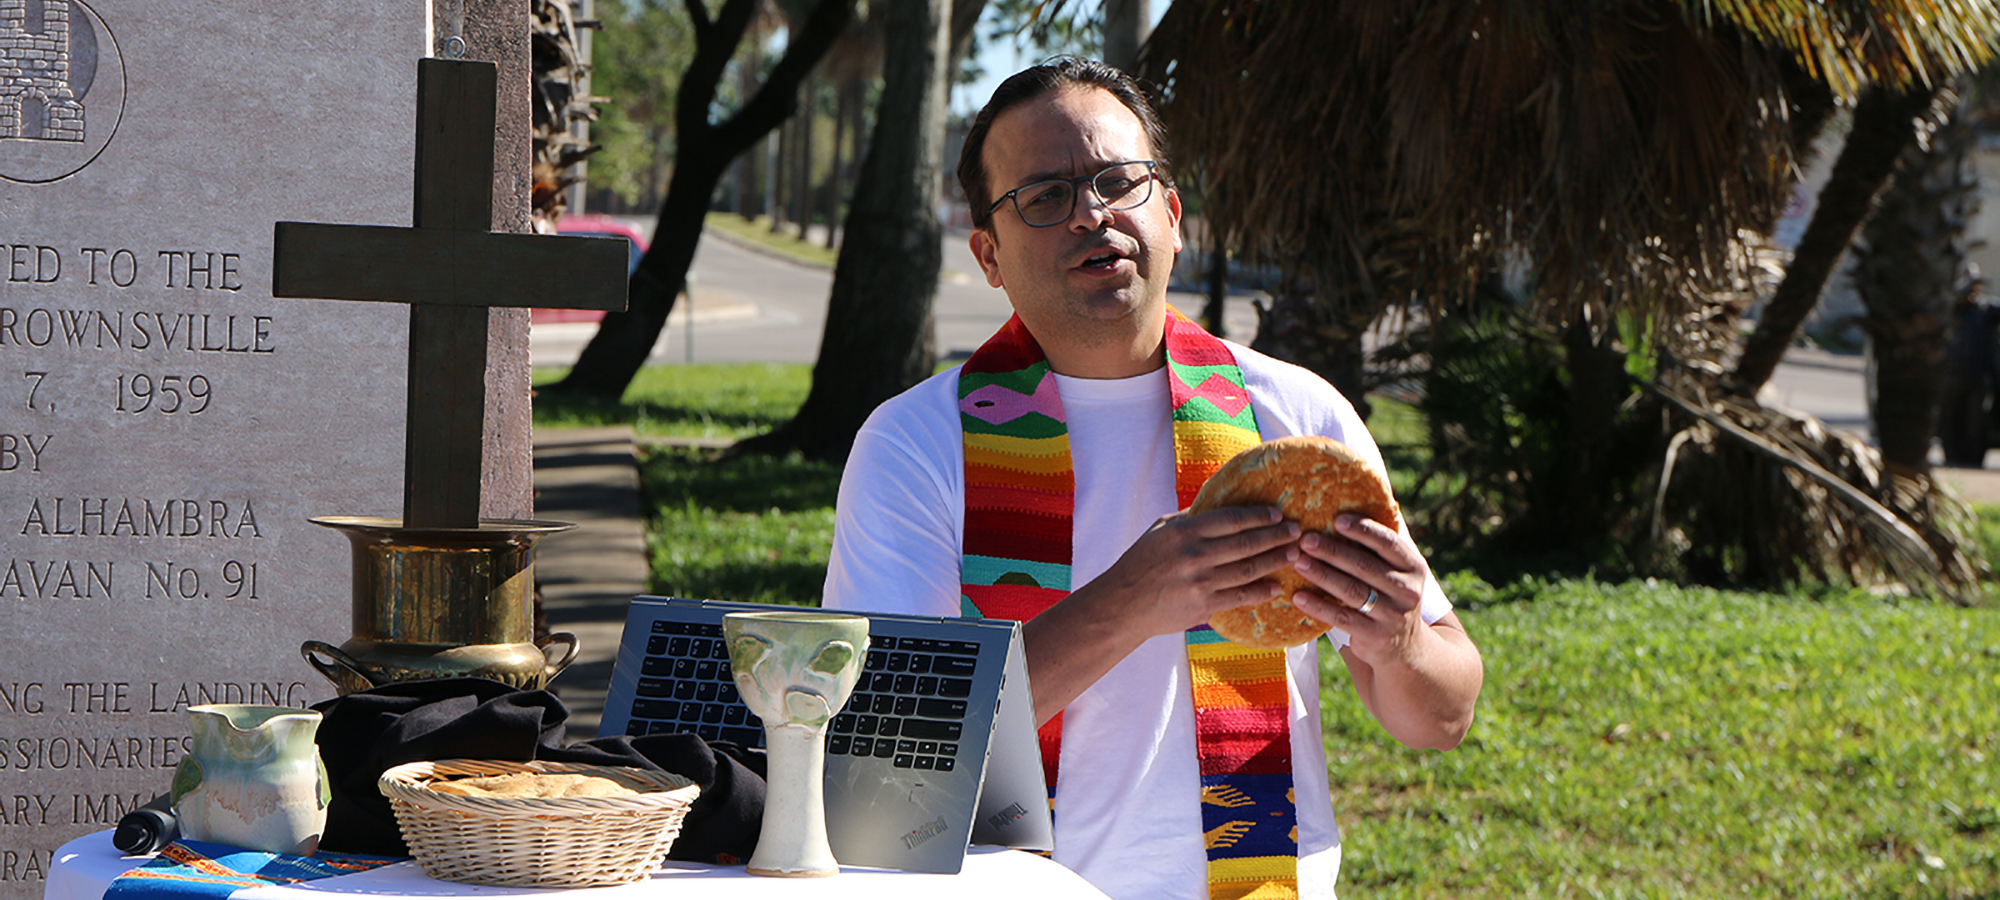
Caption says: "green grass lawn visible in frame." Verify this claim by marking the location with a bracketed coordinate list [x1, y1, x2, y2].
[636, 445, 837, 605]
[533, 364, 828, 602]
[534, 363, 811, 440]
[536, 363, 2000, 898]
[1331, 576, 1999, 898]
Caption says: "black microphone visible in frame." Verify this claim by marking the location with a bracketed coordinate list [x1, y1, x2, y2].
[112, 794, 178, 855]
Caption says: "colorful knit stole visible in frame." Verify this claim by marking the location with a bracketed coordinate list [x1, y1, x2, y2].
[958, 310, 1299, 900]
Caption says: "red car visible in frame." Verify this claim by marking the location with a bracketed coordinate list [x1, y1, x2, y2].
[535, 214, 647, 324]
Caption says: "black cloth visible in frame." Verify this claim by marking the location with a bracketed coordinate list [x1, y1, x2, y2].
[312, 678, 765, 864]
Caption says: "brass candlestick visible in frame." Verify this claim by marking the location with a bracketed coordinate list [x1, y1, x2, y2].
[301, 516, 580, 694]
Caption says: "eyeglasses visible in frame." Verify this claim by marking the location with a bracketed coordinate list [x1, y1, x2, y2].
[986, 161, 1160, 228]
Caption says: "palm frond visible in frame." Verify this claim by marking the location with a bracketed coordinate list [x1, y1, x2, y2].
[1688, 0, 2000, 99]
[1648, 369, 1985, 603]
[1134, 0, 2000, 326]
[1138, 1, 1797, 325]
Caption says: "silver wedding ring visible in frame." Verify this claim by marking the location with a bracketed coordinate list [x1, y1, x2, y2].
[1358, 589, 1380, 615]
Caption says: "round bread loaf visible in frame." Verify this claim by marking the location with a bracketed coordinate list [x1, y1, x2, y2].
[1187, 435, 1400, 648]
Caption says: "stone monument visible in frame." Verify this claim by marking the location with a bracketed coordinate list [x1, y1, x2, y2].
[0, 3, 534, 892]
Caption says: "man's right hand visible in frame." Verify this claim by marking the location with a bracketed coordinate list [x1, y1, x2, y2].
[1018, 506, 1300, 725]
[1095, 506, 1302, 635]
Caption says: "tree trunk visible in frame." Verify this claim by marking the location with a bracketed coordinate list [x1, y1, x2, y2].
[556, 150, 727, 397]
[1853, 83, 1976, 473]
[733, 40, 765, 217]
[1102, 0, 1149, 72]
[1251, 275, 1374, 420]
[948, 0, 982, 69]
[737, 0, 949, 462]
[794, 76, 816, 238]
[729, 153, 749, 215]
[771, 118, 792, 233]
[545, 0, 855, 400]
[824, 78, 848, 249]
[1543, 319, 1629, 548]
[647, 122, 669, 209]
[849, 67, 872, 173]
[1204, 217, 1225, 336]
[1729, 85, 1938, 396]
[1939, 304, 1998, 466]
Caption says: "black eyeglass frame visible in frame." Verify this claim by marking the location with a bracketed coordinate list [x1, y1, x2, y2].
[984, 160, 1161, 228]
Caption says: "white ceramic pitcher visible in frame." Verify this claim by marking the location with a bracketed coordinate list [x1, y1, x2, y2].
[171, 704, 329, 855]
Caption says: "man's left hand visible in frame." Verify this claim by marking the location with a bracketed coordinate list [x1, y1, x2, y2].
[1285, 513, 1484, 750]
[1285, 513, 1428, 666]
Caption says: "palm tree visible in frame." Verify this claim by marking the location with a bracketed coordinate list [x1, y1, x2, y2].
[1851, 82, 1979, 473]
[771, 0, 834, 240]
[1729, 83, 1938, 395]
[1134, 0, 1999, 597]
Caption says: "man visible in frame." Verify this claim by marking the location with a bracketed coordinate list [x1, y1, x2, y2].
[824, 59, 1482, 900]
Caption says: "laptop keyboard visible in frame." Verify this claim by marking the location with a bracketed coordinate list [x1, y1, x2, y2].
[626, 621, 765, 746]
[829, 636, 979, 772]
[623, 623, 979, 773]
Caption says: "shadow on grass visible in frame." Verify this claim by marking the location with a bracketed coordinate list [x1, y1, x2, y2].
[537, 393, 792, 435]
[638, 446, 840, 514]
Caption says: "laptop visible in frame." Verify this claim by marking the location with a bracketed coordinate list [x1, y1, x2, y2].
[598, 596, 1055, 874]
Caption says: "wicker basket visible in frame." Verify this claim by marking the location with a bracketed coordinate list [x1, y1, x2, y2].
[378, 759, 701, 887]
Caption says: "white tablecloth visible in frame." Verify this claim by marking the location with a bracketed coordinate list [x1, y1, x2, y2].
[47, 832, 1108, 900]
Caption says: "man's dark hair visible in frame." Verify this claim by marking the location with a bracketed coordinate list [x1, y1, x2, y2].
[957, 57, 1173, 230]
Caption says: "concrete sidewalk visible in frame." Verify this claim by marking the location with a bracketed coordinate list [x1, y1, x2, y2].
[532, 425, 650, 739]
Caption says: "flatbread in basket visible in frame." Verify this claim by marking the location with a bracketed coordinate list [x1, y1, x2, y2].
[378, 758, 700, 887]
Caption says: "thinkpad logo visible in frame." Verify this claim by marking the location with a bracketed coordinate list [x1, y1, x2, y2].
[901, 815, 948, 850]
[986, 801, 1028, 831]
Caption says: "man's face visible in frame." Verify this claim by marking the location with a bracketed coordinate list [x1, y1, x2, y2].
[970, 86, 1183, 358]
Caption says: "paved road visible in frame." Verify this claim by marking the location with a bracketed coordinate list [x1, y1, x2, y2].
[1757, 348, 1870, 436]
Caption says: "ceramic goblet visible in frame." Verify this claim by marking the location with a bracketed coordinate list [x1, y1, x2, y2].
[724, 610, 870, 877]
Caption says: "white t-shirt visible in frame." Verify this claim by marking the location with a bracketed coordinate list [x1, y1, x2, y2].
[824, 340, 1451, 900]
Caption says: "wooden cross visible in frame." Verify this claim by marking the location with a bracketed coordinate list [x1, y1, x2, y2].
[272, 58, 628, 529]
